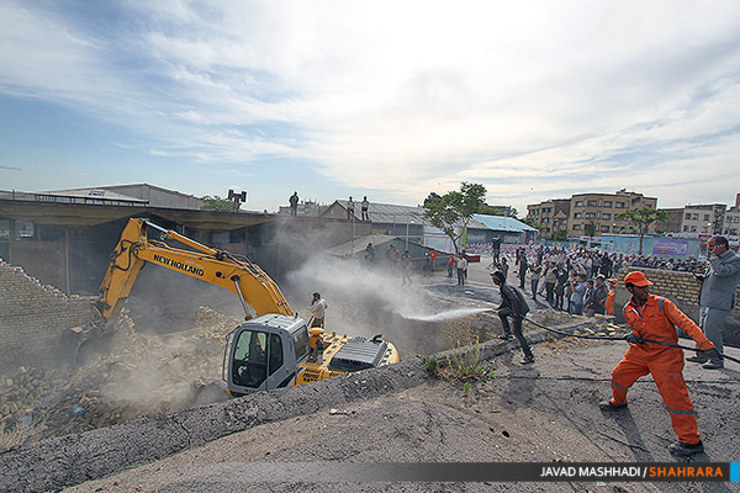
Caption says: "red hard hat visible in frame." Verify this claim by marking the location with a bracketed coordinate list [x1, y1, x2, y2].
[624, 271, 653, 287]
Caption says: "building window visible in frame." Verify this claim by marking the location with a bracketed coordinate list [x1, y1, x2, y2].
[573, 224, 581, 230]
[615, 202, 625, 208]
[692, 213, 698, 220]
[575, 201, 583, 207]
[587, 200, 598, 207]
[613, 226, 620, 232]
[684, 213, 691, 220]
[602, 213, 611, 220]
[603, 201, 612, 207]
[585, 212, 596, 219]
[703, 214, 710, 221]
[601, 225, 610, 232]
[574, 212, 582, 219]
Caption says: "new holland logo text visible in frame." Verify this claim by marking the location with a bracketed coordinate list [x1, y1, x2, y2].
[153, 254, 204, 276]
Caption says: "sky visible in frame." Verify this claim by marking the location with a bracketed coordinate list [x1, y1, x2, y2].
[1, 1, 739, 215]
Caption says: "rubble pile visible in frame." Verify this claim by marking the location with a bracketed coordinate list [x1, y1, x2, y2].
[0, 307, 240, 450]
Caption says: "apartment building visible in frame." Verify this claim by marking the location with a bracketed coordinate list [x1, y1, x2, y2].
[527, 190, 657, 238]
[525, 199, 570, 237]
[679, 203, 725, 235]
[724, 194, 740, 236]
[569, 190, 657, 235]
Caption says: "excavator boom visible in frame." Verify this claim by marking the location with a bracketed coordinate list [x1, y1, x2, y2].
[96, 218, 293, 326]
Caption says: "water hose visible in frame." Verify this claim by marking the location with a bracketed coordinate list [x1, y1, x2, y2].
[523, 317, 739, 365]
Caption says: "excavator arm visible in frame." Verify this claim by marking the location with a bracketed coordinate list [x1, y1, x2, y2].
[95, 218, 293, 330]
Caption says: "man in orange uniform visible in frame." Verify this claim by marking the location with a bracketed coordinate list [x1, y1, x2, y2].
[604, 278, 617, 315]
[599, 271, 716, 457]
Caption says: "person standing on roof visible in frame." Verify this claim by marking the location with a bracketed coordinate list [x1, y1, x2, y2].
[289, 191, 299, 217]
[490, 270, 534, 365]
[599, 271, 716, 457]
[309, 292, 328, 328]
[688, 236, 740, 370]
[347, 196, 355, 220]
[361, 196, 370, 221]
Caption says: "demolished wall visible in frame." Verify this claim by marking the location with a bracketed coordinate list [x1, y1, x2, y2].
[0, 259, 94, 375]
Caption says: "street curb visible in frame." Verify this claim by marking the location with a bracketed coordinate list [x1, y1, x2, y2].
[0, 320, 595, 492]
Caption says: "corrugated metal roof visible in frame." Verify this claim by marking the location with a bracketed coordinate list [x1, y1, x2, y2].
[335, 200, 426, 224]
[472, 214, 537, 232]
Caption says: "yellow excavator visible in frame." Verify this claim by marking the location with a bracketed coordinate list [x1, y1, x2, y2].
[69, 217, 398, 396]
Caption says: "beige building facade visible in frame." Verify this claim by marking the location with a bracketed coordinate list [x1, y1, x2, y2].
[527, 190, 657, 238]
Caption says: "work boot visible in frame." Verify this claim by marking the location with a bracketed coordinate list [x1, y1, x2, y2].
[701, 361, 723, 370]
[520, 356, 535, 365]
[498, 334, 512, 340]
[667, 440, 704, 457]
[686, 355, 707, 363]
[598, 399, 627, 411]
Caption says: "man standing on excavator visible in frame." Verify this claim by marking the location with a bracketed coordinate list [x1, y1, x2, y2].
[599, 271, 717, 457]
[309, 292, 328, 328]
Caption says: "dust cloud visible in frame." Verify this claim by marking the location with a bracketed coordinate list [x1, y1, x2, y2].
[284, 254, 491, 356]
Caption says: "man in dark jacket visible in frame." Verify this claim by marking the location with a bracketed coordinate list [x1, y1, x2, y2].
[587, 274, 608, 315]
[491, 270, 534, 365]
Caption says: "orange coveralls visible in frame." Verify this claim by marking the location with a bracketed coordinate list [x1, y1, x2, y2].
[605, 290, 615, 316]
[613, 294, 715, 444]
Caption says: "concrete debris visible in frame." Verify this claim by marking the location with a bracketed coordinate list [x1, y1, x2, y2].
[0, 307, 237, 450]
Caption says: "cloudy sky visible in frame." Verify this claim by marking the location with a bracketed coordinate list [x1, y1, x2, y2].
[1, 1, 739, 214]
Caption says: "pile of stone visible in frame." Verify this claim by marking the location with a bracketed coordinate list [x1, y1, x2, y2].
[0, 307, 240, 450]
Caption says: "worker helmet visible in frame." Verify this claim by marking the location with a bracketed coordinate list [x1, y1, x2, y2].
[624, 271, 653, 287]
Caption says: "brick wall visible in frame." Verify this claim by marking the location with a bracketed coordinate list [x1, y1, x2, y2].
[0, 258, 95, 375]
[613, 267, 740, 347]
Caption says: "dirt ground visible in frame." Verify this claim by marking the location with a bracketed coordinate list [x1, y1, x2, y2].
[63, 338, 740, 493]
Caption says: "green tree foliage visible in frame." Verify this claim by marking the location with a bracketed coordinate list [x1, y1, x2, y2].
[200, 195, 233, 212]
[423, 182, 487, 254]
[584, 221, 597, 238]
[552, 228, 568, 241]
[616, 207, 668, 255]
[479, 204, 502, 215]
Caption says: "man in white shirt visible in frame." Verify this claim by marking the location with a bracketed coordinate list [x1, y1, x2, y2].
[456, 251, 469, 286]
[309, 292, 328, 327]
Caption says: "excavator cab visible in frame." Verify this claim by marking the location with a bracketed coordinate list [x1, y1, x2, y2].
[225, 314, 309, 395]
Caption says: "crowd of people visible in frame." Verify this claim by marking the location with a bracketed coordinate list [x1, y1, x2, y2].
[470, 242, 711, 276]
[476, 244, 712, 317]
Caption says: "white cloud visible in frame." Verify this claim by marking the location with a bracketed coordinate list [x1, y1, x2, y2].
[1, 0, 739, 212]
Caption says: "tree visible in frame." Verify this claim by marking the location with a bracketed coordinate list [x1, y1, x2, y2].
[200, 195, 233, 212]
[552, 228, 568, 241]
[616, 207, 668, 255]
[479, 204, 502, 216]
[423, 182, 487, 254]
[584, 221, 597, 238]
